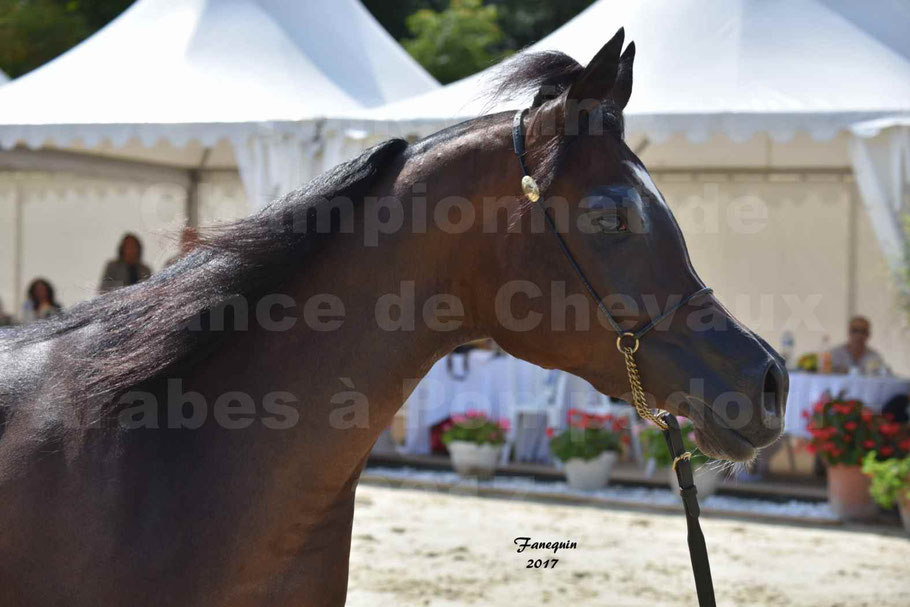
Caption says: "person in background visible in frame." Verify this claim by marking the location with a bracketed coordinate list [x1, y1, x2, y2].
[0, 297, 14, 327]
[21, 278, 62, 323]
[829, 316, 890, 375]
[99, 233, 152, 294]
[164, 226, 199, 268]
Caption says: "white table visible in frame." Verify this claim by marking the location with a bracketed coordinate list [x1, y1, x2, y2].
[784, 371, 910, 438]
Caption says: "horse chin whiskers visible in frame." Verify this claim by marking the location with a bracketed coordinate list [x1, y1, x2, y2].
[705, 454, 756, 477]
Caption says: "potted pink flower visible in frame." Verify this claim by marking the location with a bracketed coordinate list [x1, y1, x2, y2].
[441, 411, 509, 478]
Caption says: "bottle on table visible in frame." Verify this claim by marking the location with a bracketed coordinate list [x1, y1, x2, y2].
[820, 335, 833, 374]
[780, 331, 795, 368]
[866, 357, 881, 376]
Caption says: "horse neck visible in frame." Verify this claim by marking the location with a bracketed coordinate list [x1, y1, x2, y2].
[196, 137, 512, 440]
[286, 138, 521, 401]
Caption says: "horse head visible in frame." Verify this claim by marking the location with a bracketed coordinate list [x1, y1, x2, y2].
[484, 29, 787, 461]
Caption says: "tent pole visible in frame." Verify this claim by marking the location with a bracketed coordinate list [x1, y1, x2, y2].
[846, 180, 859, 318]
[186, 170, 199, 228]
[12, 183, 23, 319]
[186, 148, 211, 228]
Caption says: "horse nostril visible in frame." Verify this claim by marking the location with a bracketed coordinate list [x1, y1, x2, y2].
[762, 363, 783, 418]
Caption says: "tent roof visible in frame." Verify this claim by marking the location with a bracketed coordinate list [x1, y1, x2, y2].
[0, 69, 8, 85]
[0, 0, 437, 149]
[359, 0, 910, 143]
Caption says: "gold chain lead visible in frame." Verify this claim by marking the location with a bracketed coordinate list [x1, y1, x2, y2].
[617, 333, 669, 431]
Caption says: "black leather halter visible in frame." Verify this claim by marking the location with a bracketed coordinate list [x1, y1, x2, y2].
[512, 108, 717, 607]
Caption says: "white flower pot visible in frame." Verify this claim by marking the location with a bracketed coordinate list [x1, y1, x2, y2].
[564, 451, 618, 491]
[667, 463, 723, 497]
[448, 441, 502, 478]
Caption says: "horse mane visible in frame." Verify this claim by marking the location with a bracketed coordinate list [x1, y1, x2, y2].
[2, 139, 407, 403]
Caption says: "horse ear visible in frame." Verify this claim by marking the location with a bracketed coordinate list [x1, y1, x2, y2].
[565, 28, 625, 104]
[612, 41, 635, 110]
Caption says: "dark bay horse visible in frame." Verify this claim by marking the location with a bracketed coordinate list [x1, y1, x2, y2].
[0, 30, 786, 606]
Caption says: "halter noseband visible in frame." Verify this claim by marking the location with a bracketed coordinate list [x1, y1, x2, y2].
[512, 108, 717, 607]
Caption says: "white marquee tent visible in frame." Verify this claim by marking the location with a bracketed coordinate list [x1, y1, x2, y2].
[333, 0, 910, 372]
[0, 0, 436, 202]
[355, 0, 910, 142]
[337, 0, 910, 279]
[0, 0, 437, 313]
[0, 70, 8, 85]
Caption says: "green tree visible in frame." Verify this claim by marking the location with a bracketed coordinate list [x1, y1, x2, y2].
[401, 0, 511, 84]
[362, 0, 447, 42]
[490, 0, 596, 51]
[0, 0, 134, 78]
[0, 0, 88, 77]
[63, 0, 135, 31]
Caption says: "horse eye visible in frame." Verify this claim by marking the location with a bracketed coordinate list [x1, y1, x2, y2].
[596, 212, 627, 233]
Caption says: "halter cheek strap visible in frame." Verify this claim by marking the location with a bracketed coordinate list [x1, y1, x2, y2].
[512, 108, 716, 607]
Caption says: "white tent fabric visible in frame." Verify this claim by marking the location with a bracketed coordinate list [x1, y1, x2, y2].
[0, 0, 437, 208]
[849, 117, 910, 273]
[0, 0, 436, 150]
[0, 69, 8, 85]
[234, 122, 322, 208]
[355, 0, 910, 144]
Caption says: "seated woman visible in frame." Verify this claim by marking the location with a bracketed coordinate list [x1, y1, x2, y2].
[98, 233, 152, 294]
[21, 278, 62, 324]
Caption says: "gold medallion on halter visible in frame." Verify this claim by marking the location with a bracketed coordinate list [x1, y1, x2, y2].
[521, 175, 540, 202]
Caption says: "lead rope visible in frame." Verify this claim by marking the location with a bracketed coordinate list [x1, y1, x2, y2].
[513, 108, 716, 607]
[663, 413, 717, 607]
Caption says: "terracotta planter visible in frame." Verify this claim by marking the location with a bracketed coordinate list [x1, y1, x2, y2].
[563, 451, 618, 491]
[827, 464, 877, 520]
[448, 441, 502, 478]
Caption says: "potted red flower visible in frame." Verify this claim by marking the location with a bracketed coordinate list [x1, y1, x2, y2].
[806, 395, 910, 520]
[547, 409, 628, 490]
[441, 411, 509, 478]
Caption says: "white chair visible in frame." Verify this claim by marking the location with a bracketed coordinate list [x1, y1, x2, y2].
[504, 358, 559, 463]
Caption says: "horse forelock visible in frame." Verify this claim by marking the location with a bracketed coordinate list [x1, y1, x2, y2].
[485, 51, 629, 206]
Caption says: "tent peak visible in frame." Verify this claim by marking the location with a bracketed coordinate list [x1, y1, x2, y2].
[0, 0, 438, 150]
